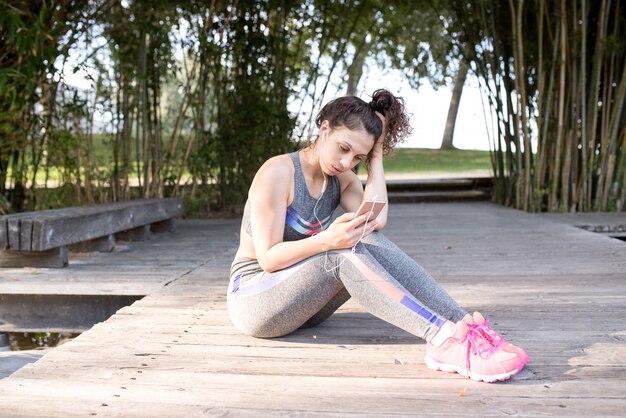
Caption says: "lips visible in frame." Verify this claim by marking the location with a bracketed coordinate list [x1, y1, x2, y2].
[329, 165, 342, 175]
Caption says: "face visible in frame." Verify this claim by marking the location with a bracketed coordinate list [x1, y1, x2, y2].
[318, 122, 375, 176]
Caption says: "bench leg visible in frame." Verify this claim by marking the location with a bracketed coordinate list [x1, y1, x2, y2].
[115, 225, 151, 242]
[150, 219, 175, 233]
[69, 234, 116, 253]
[0, 246, 69, 268]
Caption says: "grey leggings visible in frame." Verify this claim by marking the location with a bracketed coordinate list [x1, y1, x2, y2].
[227, 231, 467, 341]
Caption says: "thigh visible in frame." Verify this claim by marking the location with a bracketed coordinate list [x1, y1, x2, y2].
[227, 254, 346, 338]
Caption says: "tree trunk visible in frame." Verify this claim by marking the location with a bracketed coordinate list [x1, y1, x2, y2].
[346, 39, 369, 96]
[441, 59, 469, 150]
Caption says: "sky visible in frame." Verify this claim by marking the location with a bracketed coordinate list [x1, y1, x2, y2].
[355, 64, 492, 151]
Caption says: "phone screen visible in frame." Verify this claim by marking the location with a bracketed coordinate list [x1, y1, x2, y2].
[353, 200, 386, 220]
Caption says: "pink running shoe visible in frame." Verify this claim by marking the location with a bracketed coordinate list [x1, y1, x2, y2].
[425, 320, 527, 383]
[471, 312, 529, 364]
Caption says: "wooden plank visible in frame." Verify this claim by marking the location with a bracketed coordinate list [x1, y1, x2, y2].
[0, 219, 239, 296]
[0, 293, 141, 332]
[18, 217, 32, 250]
[1, 371, 626, 417]
[0, 246, 68, 268]
[0, 198, 183, 252]
[30, 198, 183, 251]
[0, 217, 9, 249]
[7, 218, 21, 250]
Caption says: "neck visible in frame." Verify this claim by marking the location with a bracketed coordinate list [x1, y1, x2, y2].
[300, 146, 325, 182]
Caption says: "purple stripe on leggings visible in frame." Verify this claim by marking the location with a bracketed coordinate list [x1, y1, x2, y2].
[400, 296, 446, 327]
[231, 258, 310, 296]
[231, 275, 241, 294]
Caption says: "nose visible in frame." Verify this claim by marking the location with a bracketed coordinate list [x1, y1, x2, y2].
[340, 155, 351, 169]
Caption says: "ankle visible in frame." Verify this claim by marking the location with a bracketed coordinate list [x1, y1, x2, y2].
[429, 321, 457, 347]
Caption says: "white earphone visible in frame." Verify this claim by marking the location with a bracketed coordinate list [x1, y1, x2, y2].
[311, 125, 373, 272]
[319, 128, 328, 194]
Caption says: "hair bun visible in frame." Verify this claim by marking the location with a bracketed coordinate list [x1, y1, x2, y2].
[370, 88, 412, 153]
[371, 90, 393, 114]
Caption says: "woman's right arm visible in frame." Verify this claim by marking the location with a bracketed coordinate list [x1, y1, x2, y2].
[250, 157, 376, 272]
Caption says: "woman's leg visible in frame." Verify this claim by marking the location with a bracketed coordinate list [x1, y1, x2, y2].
[299, 230, 466, 330]
[227, 255, 346, 338]
[358, 231, 467, 324]
[228, 234, 467, 341]
[328, 240, 465, 342]
[298, 287, 350, 329]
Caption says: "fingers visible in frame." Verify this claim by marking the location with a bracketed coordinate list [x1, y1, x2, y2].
[354, 218, 377, 237]
[338, 212, 379, 225]
[350, 213, 375, 226]
[337, 212, 357, 222]
[330, 213, 377, 248]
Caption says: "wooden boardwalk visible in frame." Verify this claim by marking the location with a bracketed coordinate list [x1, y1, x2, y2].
[1, 202, 626, 417]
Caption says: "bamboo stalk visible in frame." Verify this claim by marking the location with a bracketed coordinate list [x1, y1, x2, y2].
[549, 0, 567, 211]
[517, 0, 533, 210]
[580, 0, 588, 210]
[560, 3, 574, 212]
[534, 0, 546, 210]
[602, 53, 626, 208]
[538, 20, 560, 210]
[587, 0, 608, 209]
[618, 128, 626, 209]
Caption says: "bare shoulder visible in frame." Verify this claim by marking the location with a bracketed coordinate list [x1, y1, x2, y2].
[256, 154, 293, 180]
[250, 153, 294, 196]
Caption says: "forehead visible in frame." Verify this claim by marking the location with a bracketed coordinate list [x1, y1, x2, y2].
[333, 126, 375, 154]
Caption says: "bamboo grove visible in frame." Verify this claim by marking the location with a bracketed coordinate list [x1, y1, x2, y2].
[1, 1, 625, 214]
[453, 0, 626, 212]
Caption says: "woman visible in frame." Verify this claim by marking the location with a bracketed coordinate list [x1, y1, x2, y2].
[227, 89, 528, 383]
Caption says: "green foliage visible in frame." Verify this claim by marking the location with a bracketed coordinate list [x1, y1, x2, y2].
[8, 332, 78, 350]
[3, 0, 623, 215]
[0, 0, 88, 209]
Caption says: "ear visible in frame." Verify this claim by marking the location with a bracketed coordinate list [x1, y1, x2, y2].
[319, 120, 330, 137]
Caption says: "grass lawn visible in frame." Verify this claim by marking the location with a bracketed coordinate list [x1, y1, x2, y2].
[382, 148, 492, 173]
[12, 147, 493, 186]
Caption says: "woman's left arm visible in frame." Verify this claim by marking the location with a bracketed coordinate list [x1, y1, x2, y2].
[362, 139, 388, 229]
[340, 112, 388, 230]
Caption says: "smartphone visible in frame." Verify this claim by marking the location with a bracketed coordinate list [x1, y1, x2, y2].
[353, 199, 386, 221]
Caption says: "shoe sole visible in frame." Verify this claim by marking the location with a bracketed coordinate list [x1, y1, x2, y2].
[424, 355, 528, 383]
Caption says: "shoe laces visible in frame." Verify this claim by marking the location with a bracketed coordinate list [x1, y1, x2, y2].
[473, 319, 506, 347]
[461, 320, 505, 371]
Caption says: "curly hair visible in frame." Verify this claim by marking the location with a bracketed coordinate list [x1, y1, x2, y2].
[314, 88, 413, 155]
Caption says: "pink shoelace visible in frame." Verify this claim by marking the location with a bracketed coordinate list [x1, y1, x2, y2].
[473, 319, 506, 346]
[460, 320, 506, 371]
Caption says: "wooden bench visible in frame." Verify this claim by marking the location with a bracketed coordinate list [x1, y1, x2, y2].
[0, 198, 184, 268]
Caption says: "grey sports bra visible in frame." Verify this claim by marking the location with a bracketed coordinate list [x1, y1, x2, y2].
[241, 152, 341, 241]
